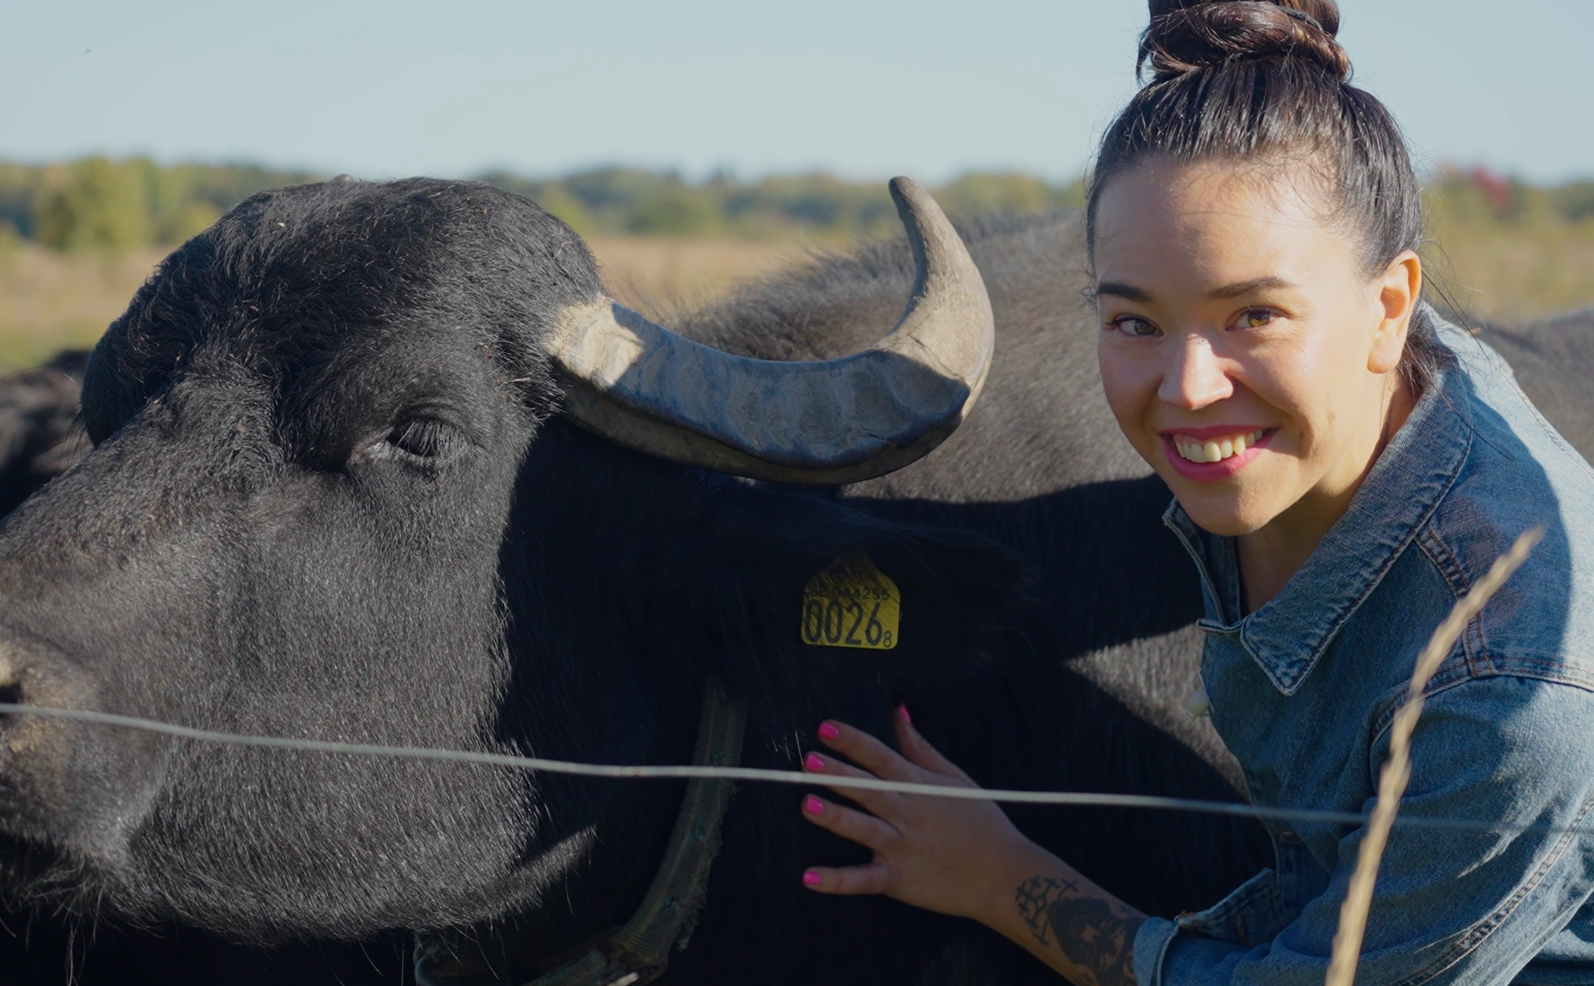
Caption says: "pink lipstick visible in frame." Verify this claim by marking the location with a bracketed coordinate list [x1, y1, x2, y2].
[1159, 426, 1276, 482]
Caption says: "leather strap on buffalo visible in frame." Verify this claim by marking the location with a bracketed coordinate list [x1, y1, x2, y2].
[525, 682, 747, 986]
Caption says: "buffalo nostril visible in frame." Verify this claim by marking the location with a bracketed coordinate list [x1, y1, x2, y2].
[0, 681, 19, 730]
[0, 683, 18, 736]
[0, 658, 20, 715]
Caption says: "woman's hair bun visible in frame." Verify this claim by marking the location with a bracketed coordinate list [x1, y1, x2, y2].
[1140, 0, 1351, 82]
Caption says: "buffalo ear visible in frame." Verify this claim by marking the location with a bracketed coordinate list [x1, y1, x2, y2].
[681, 486, 1024, 719]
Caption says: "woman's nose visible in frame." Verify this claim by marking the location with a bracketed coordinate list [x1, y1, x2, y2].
[1158, 334, 1234, 410]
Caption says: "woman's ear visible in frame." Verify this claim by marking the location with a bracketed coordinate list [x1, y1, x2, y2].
[1369, 250, 1422, 374]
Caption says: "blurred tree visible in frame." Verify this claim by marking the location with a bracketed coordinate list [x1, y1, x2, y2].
[624, 180, 722, 235]
[4, 157, 1588, 256]
[1550, 182, 1594, 223]
[935, 172, 1063, 217]
[0, 163, 40, 238]
[529, 184, 596, 237]
[33, 158, 151, 250]
[728, 173, 895, 237]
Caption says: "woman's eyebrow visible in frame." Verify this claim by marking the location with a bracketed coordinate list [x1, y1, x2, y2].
[1096, 281, 1152, 302]
[1210, 276, 1298, 299]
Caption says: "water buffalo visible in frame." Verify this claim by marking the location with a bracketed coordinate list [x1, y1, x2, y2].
[1, 179, 1590, 986]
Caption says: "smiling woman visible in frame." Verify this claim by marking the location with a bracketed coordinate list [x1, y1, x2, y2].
[1092, 159, 1424, 608]
[796, 3, 1594, 986]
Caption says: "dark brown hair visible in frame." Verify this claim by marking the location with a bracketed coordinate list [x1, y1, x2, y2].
[1086, 0, 1445, 388]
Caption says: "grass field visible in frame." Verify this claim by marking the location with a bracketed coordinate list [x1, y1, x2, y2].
[2, 222, 1591, 372]
[1424, 224, 1594, 327]
[0, 234, 811, 372]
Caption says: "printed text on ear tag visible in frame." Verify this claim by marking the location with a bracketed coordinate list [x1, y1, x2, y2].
[800, 554, 900, 650]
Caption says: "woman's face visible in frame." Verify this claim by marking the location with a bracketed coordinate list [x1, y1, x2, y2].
[1093, 158, 1420, 539]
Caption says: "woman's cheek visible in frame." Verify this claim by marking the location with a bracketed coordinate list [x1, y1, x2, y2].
[1230, 335, 1312, 423]
[1096, 345, 1156, 444]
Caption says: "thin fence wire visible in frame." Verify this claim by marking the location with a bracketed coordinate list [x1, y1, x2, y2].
[0, 648, 1577, 837]
[0, 528, 1561, 983]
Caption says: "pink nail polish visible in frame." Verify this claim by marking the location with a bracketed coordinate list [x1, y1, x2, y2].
[803, 795, 824, 815]
[817, 722, 840, 741]
[898, 703, 912, 725]
[804, 752, 825, 772]
[802, 869, 822, 887]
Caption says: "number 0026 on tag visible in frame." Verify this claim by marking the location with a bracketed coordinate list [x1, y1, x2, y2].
[800, 554, 900, 650]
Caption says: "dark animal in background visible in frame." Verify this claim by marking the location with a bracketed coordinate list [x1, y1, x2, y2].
[1469, 306, 1594, 458]
[0, 180, 1590, 986]
[0, 350, 88, 519]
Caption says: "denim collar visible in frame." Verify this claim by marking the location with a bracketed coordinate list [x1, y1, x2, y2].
[1163, 358, 1474, 695]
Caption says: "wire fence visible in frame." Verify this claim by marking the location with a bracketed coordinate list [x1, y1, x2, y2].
[0, 528, 1559, 984]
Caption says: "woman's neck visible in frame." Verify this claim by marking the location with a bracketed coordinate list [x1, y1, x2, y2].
[1236, 374, 1418, 614]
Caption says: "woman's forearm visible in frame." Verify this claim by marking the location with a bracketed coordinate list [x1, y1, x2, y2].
[975, 842, 1146, 986]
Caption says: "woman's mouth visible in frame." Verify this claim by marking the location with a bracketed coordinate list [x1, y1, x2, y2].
[1159, 427, 1276, 481]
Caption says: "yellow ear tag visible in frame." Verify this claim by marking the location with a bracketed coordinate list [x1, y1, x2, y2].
[800, 554, 900, 650]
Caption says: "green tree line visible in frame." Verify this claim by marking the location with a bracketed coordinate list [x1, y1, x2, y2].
[0, 159, 1084, 248]
[2, 157, 1590, 252]
[0, 159, 322, 250]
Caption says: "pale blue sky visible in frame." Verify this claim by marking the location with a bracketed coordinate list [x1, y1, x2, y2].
[3, 1, 1589, 183]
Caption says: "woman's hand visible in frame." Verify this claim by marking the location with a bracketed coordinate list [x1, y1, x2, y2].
[799, 707, 1147, 986]
[797, 705, 1038, 919]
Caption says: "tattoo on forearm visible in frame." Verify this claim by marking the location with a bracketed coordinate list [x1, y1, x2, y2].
[1015, 875, 1140, 986]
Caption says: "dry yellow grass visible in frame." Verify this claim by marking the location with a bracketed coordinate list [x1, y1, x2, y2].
[2, 226, 1591, 373]
[586, 235, 817, 315]
[0, 235, 811, 372]
[1423, 223, 1594, 326]
[0, 239, 167, 370]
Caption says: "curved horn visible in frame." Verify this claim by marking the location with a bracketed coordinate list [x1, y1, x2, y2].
[545, 177, 994, 485]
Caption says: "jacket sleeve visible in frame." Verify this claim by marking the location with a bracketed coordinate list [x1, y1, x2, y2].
[1134, 676, 1594, 986]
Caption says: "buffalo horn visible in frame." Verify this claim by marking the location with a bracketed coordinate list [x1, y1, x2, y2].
[543, 178, 995, 485]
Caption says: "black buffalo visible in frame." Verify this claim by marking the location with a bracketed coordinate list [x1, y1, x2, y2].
[0, 180, 1590, 986]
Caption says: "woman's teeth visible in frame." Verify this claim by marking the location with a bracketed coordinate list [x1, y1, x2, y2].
[1173, 430, 1266, 464]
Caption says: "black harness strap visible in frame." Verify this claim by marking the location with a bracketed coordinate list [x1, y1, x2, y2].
[527, 683, 746, 986]
[415, 682, 746, 986]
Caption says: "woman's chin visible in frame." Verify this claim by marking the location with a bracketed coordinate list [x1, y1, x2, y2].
[1169, 488, 1274, 538]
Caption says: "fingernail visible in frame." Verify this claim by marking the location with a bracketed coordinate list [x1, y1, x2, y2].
[898, 703, 912, 725]
[803, 795, 825, 816]
[804, 752, 825, 772]
[802, 869, 822, 887]
[817, 722, 840, 741]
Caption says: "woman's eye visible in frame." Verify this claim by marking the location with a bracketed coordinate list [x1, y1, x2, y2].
[1237, 309, 1276, 329]
[1111, 316, 1160, 337]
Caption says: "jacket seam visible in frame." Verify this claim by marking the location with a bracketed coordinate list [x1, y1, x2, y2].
[1264, 459, 1465, 695]
[1371, 670, 1594, 759]
[1386, 788, 1594, 986]
[1420, 523, 1496, 668]
[1369, 671, 1473, 751]
[1416, 524, 1471, 601]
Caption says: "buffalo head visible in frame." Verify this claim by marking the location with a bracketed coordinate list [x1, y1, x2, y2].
[0, 177, 1015, 945]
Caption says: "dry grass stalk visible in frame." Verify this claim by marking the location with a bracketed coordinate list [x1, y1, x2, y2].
[1324, 525, 1545, 986]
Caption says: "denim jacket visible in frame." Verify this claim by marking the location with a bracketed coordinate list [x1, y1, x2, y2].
[1135, 313, 1594, 986]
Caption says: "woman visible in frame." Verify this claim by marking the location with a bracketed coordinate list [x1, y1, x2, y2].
[795, 2, 1594, 984]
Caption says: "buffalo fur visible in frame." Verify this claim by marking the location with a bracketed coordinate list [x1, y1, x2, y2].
[1, 181, 1592, 986]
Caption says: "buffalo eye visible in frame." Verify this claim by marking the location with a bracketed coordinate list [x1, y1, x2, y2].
[380, 418, 466, 464]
